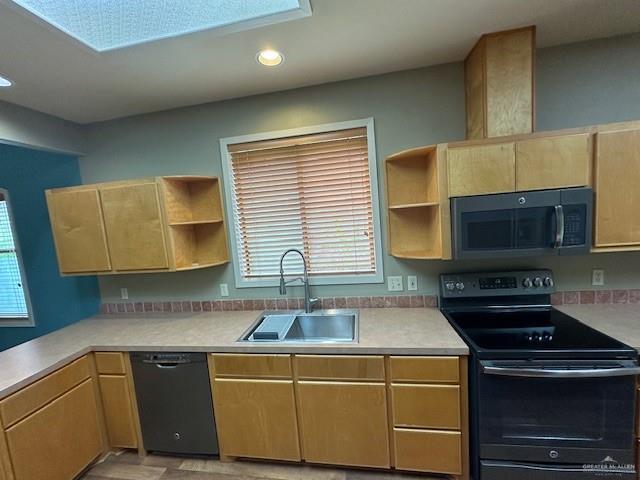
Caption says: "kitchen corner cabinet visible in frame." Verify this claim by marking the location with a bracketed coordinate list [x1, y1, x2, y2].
[46, 176, 229, 275]
[385, 145, 452, 260]
[94, 352, 141, 449]
[594, 128, 640, 249]
[0, 356, 105, 480]
[209, 354, 301, 461]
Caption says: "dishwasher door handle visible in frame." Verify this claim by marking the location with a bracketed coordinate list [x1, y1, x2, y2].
[154, 363, 181, 369]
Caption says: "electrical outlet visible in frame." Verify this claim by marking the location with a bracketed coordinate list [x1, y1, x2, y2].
[592, 269, 605, 286]
[120, 288, 128, 300]
[407, 275, 418, 291]
[387, 276, 403, 292]
[220, 283, 229, 297]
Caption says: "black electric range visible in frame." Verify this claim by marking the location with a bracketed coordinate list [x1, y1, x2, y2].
[440, 270, 639, 480]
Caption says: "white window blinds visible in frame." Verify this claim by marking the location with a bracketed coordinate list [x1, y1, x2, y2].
[0, 193, 29, 319]
[227, 127, 377, 279]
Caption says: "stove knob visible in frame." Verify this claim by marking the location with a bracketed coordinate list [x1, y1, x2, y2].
[445, 281, 456, 291]
[543, 277, 554, 288]
[522, 278, 533, 288]
[533, 277, 544, 288]
[542, 332, 551, 342]
[455, 282, 465, 291]
[533, 332, 541, 342]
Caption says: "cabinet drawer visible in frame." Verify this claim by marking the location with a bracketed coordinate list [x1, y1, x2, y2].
[295, 355, 385, 381]
[394, 428, 462, 475]
[211, 354, 292, 379]
[390, 356, 459, 383]
[95, 352, 126, 375]
[0, 356, 91, 428]
[392, 384, 460, 429]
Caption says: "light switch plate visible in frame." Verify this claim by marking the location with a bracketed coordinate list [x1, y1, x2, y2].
[592, 269, 605, 286]
[220, 284, 229, 297]
[120, 288, 128, 300]
[388, 276, 403, 291]
[407, 275, 418, 291]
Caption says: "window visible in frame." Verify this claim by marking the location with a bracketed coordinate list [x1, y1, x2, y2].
[0, 189, 33, 326]
[221, 118, 383, 287]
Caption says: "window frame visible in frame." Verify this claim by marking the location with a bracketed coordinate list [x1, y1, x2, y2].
[0, 188, 34, 327]
[220, 118, 384, 288]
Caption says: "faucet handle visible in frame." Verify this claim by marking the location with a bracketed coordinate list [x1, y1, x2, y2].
[309, 297, 319, 306]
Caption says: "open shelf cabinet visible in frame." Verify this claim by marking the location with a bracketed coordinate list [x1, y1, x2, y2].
[385, 145, 451, 260]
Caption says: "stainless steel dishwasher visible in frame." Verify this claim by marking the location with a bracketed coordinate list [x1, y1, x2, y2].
[130, 352, 219, 455]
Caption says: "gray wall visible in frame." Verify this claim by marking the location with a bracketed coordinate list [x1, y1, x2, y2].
[0, 101, 85, 155]
[80, 33, 640, 302]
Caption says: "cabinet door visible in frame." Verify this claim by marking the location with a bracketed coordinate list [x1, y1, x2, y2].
[516, 134, 592, 191]
[594, 129, 640, 246]
[98, 375, 137, 448]
[100, 183, 169, 271]
[46, 188, 111, 273]
[212, 378, 300, 461]
[297, 381, 390, 468]
[6, 379, 103, 480]
[448, 143, 516, 197]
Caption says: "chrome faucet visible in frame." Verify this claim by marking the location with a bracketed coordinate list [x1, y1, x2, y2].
[279, 249, 318, 313]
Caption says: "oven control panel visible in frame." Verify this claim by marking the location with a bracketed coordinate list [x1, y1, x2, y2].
[440, 270, 555, 298]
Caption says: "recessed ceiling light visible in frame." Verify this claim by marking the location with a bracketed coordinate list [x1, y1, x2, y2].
[257, 49, 284, 67]
[0, 75, 12, 87]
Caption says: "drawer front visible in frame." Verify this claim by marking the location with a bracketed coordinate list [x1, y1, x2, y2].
[390, 356, 460, 384]
[392, 384, 461, 429]
[295, 355, 385, 381]
[0, 356, 91, 428]
[394, 428, 462, 475]
[211, 354, 292, 379]
[95, 352, 126, 375]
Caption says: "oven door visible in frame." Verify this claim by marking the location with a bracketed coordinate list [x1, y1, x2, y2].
[477, 360, 639, 466]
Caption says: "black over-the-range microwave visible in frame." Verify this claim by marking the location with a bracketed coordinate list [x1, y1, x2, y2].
[451, 187, 593, 259]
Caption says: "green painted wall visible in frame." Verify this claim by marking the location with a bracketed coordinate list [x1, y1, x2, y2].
[81, 33, 640, 302]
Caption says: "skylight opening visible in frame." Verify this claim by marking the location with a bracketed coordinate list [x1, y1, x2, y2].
[10, 0, 311, 52]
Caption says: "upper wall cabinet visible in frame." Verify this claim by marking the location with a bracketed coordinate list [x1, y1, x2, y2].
[447, 133, 593, 197]
[594, 128, 640, 249]
[46, 176, 229, 275]
[465, 26, 535, 140]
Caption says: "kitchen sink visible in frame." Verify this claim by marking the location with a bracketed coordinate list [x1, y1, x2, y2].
[239, 310, 358, 343]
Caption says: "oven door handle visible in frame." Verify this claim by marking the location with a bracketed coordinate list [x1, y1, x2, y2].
[553, 205, 565, 248]
[482, 365, 640, 378]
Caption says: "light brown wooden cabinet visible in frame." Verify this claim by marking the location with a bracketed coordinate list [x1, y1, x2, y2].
[95, 353, 140, 450]
[297, 380, 390, 468]
[46, 176, 229, 275]
[209, 354, 300, 461]
[0, 356, 104, 480]
[594, 128, 640, 248]
[465, 27, 535, 140]
[447, 134, 592, 198]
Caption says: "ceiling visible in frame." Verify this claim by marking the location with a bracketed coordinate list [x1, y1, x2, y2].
[0, 0, 639, 124]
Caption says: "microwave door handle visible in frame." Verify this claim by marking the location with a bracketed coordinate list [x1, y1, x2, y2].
[554, 205, 565, 248]
[482, 365, 640, 378]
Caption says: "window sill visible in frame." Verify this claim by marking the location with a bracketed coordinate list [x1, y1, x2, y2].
[0, 318, 35, 327]
[235, 272, 384, 289]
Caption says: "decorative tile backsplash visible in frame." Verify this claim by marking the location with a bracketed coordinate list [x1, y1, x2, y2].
[101, 295, 438, 314]
[101, 288, 640, 314]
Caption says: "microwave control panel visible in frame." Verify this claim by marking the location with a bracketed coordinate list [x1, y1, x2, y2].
[440, 270, 555, 298]
[562, 205, 587, 246]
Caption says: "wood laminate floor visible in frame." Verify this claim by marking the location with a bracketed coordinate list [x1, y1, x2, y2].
[79, 451, 444, 480]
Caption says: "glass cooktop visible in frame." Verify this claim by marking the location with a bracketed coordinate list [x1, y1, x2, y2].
[445, 307, 635, 358]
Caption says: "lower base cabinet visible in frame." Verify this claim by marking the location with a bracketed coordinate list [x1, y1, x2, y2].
[98, 374, 138, 448]
[212, 378, 301, 461]
[297, 381, 390, 468]
[5, 379, 103, 480]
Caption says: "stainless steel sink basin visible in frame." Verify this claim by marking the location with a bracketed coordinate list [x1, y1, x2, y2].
[239, 310, 358, 343]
